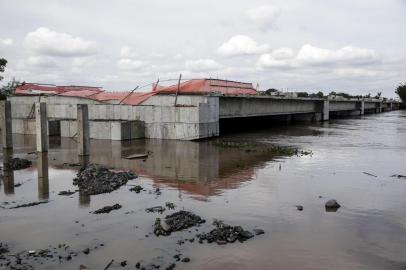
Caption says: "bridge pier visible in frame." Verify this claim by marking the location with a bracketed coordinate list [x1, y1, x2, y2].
[357, 101, 365, 115]
[0, 100, 13, 149]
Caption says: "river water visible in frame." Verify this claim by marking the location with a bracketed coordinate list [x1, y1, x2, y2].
[1, 110, 406, 269]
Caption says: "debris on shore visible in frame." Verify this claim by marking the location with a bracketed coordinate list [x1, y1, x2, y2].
[325, 199, 341, 212]
[296, 205, 304, 211]
[9, 201, 49, 209]
[93, 204, 122, 214]
[73, 164, 137, 195]
[196, 220, 262, 245]
[154, 211, 205, 236]
[3, 158, 32, 171]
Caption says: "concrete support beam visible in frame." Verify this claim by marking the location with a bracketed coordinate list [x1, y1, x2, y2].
[35, 102, 48, 152]
[77, 104, 90, 156]
[322, 100, 329, 121]
[0, 100, 13, 148]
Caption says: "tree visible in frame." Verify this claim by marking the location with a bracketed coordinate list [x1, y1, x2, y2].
[316, 91, 324, 98]
[0, 58, 7, 81]
[297, 92, 309, 98]
[374, 92, 382, 99]
[396, 83, 406, 103]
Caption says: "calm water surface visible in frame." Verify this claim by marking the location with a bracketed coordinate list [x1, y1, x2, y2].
[1, 110, 406, 269]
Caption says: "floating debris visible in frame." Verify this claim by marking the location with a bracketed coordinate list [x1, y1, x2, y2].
[93, 204, 122, 214]
[73, 164, 137, 195]
[296, 205, 304, 211]
[391, 174, 406, 179]
[165, 202, 176, 210]
[125, 153, 148, 160]
[146, 206, 166, 214]
[9, 201, 49, 209]
[363, 172, 378, 178]
[58, 190, 77, 196]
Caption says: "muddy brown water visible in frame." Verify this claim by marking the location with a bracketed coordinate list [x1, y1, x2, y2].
[1, 110, 406, 269]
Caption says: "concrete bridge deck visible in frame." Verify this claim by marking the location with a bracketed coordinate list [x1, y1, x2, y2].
[1, 94, 401, 141]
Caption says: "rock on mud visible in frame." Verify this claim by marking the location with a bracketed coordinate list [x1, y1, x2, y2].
[4, 158, 32, 171]
[93, 204, 122, 214]
[9, 201, 49, 209]
[325, 199, 341, 212]
[154, 211, 205, 236]
[73, 164, 137, 195]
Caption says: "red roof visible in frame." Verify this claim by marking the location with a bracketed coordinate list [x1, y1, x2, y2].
[15, 79, 257, 105]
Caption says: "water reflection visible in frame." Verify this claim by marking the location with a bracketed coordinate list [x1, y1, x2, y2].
[50, 139, 277, 198]
[37, 152, 49, 200]
[2, 148, 15, 195]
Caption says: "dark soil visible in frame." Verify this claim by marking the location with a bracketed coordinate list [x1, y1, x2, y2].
[73, 164, 136, 195]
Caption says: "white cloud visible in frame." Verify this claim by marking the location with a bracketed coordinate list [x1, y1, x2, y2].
[246, 5, 281, 31]
[185, 59, 222, 71]
[297, 44, 377, 65]
[25, 56, 57, 68]
[0, 38, 14, 46]
[24, 27, 97, 57]
[120, 46, 137, 58]
[117, 58, 144, 70]
[217, 35, 269, 57]
[258, 44, 379, 69]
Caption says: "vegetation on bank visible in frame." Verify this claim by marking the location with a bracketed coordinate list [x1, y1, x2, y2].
[396, 83, 406, 107]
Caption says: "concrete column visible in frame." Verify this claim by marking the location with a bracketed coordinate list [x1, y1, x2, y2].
[390, 102, 393, 111]
[37, 152, 49, 200]
[359, 101, 365, 115]
[377, 102, 383, 113]
[316, 100, 329, 121]
[322, 100, 329, 121]
[0, 100, 13, 149]
[77, 104, 90, 156]
[35, 102, 48, 152]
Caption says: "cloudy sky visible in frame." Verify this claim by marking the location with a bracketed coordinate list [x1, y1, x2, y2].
[0, 0, 405, 96]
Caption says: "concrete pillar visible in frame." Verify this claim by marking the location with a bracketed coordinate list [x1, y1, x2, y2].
[359, 101, 365, 115]
[390, 102, 393, 111]
[0, 100, 13, 149]
[377, 102, 383, 113]
[77, 104, 90, 156]
[37, 152, 49, 200]
[322, 100, 329, 121]
[316, 100, 329, 121]
[36, 103, 48, 152]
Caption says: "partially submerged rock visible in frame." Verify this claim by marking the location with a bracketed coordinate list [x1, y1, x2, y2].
[4, 158, 32, 171]
[93, 204, 122, 214]
[325, 199, 341, 212]
[73, 164, 137, 195]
